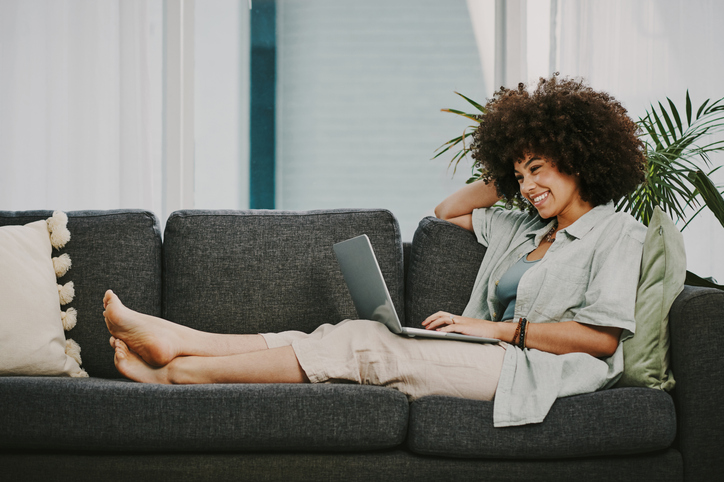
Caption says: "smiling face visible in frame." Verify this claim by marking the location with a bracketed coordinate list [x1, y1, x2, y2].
[514, 154, 593, 226]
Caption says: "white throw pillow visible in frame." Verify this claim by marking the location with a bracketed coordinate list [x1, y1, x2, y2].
[0, 212, 87, 377]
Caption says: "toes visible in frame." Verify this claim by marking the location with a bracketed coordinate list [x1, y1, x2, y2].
[114, 346, 126, 361]
[109, 336, 116, 348]
[114, 339, 129, 359]
[103, 289, 116, 308]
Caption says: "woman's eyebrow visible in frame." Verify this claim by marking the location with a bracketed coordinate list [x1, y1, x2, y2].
[514, 156, 542, 175]
[524, 157, 542, 168]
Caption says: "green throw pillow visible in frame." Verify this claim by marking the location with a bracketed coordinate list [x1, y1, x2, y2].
[616, 206, 685, 390]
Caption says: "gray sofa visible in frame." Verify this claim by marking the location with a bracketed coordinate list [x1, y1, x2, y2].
[1, 208, 722, 482]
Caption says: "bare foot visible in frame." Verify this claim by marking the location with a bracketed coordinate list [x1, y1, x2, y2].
[103, 290, 182, 367]
[114, 338, 171, 384]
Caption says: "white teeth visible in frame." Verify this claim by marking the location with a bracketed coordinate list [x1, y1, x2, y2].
[533, 192, 548, 203]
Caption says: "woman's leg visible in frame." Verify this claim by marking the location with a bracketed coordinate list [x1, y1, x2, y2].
[291, 319, 505, 401]
[113, 338, 308, 385]
[103, 290, 268, 367]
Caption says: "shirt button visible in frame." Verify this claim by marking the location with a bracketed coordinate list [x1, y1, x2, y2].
[495, 280, 499, 286]
[493, 312, 497, 318]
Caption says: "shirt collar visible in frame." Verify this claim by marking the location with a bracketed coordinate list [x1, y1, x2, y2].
[527, 201, 615, 244]
[559, 201, 615, 240]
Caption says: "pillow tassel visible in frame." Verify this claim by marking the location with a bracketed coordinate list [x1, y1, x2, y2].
[52, 253, 72, 278]
[61, 307, 77, 331]
[65, 340, 88, 378]
[57, 281, 75, 305]
[46, 211, 71, 249]
[65, 338, 83, 366]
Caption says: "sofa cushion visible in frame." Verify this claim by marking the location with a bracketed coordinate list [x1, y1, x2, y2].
[617, 206, 685, 390]
[0, 377, 409, 452]
[0, 210, 163, 378]
[0, 212, 86, 377]
[405, 216, 486, 328]
[407, 387, 676, 459]
[163, 209, 403, 334]
[669, 285, 724, 482]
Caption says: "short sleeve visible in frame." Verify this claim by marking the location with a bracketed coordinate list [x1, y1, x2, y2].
[574, 231, 645, 334]
[471, 207, 540, 248]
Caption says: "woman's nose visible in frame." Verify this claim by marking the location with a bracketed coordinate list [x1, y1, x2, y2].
[521, 176, 535, 193]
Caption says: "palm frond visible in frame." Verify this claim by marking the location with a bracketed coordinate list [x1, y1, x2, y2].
[440, 108, 481, 123]
[667, 97, 684, 136]
[658, 101, 678, 141]
[454, 91, 487, 114]
[689, 170, 724, 227]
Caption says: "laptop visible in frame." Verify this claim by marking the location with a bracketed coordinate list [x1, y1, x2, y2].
[333, 234, 499, 344]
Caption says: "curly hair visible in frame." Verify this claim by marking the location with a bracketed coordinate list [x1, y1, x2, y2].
[471, 75, 646, 212]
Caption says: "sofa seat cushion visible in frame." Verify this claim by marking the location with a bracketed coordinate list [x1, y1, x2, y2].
[408, 387, 676, 459]
[0, 377, 408, 453]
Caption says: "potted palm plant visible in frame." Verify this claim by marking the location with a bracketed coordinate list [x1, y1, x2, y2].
[435, 91, 724, 289]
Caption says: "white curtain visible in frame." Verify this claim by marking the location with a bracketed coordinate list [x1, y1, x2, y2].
[0, 0, 163, 214]
[556, 0, 724, 281]
[467, 0, 724, 281]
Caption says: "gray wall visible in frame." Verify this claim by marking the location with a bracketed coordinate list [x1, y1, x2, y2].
[276, 0, 486, 240]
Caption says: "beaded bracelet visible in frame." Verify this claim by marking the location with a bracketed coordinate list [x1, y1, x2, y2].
[517, 318, 529, 349]
[512, 319, 522, 345]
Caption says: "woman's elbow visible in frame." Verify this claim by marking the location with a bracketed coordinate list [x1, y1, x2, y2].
[591, 329, 622, 358]
[434, 204, 450, 220]
[595, 341, 619, 358]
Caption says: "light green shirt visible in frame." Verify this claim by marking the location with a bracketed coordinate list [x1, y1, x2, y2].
[464, 202, 646, 427]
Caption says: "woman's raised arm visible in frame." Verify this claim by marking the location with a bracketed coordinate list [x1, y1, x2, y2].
[434, 179, 501, 231]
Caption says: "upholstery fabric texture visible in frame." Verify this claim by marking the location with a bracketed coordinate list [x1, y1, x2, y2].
[1, 449, 683, 482]
[407, 388, 676, 459]
[616, 206, 685, 390]
[405, 217, 486, 328]
[0, 377, 409, 452]
[0, 210, 163, 378]
[0, 214, 84, 376]
[163, 209, 403, 334]
[669, 286, 724, 482]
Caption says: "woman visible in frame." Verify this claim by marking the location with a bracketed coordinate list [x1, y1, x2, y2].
[105, 75, 647, 427]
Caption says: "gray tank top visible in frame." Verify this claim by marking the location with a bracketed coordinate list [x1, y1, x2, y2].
[496, 255, 539, 321]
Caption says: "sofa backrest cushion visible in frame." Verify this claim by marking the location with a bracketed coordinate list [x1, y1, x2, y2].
[162, 209, 403, 335]
[0, 210, 162, 378]
[405, 217, 486, 328]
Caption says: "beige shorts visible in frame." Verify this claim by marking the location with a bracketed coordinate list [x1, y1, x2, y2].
[262, 319, 506, 401]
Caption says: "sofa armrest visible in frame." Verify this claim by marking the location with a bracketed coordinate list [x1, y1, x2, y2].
[668, 285, 724, 481]
[405, 217, 485, 328]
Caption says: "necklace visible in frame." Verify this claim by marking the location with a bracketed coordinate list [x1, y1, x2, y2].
[544, 221, 558, 243]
